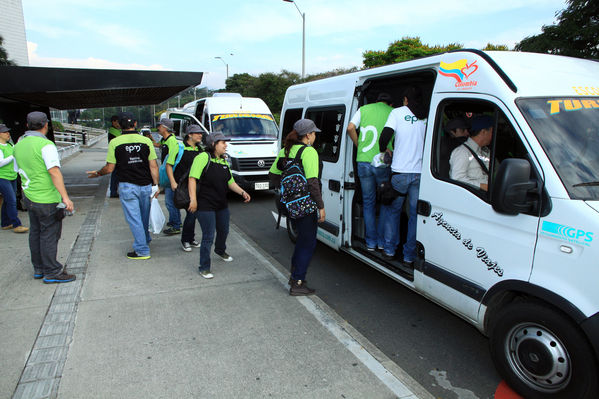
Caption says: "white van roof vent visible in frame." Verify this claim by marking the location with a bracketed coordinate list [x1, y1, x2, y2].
[212, 92, 242, 98]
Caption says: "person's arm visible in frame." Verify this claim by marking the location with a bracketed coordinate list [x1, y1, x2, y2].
[166, 163, 177, 190]
[48, 166, 74, 212]
[228, 181, 251, 203]
[347, 122, 358, 147]
[149, 159, 159, 197]
[86, 163, 115, 178]
[0, 150, 14, 168]
[188, 177, 197, 212]
[379, 127, 395, 153]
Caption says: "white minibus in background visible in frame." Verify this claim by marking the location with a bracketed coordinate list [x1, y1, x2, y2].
[168, 93, 279, 191]
[278, 50, 599, 399]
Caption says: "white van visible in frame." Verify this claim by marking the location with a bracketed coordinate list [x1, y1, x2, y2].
[168, 93, 279, 191]
[279, 50, 599, 398]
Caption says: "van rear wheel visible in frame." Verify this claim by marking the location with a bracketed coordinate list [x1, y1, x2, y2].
[489, 301, 598, 399]
[286, 216, 298, 243]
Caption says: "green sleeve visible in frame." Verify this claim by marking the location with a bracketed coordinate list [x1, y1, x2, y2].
[269, 149, 284, 175]
[301, 147, 319, 179]
[189, 152, 209, 179]
[166, 136, 179, 165]
[106, 139, 116, 163]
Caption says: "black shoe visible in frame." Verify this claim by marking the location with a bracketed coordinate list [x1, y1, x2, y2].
[289, 280, 315, 296]
[43, 272, 76, 284]
[127, 251, 151, 260]
[382, 252, 395, 261]
[402, 260, 414, 268]
[163, 227, 181, 235]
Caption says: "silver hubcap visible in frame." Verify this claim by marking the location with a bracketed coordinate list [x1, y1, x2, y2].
[505, 322, 570, 392]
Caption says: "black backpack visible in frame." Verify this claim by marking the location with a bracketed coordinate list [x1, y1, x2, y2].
[275, 145, 317, 227]
[174, 158, 210, 210]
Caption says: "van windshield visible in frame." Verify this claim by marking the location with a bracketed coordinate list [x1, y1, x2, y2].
[517, 97, 599, 200]
[210, 113, 278, 140]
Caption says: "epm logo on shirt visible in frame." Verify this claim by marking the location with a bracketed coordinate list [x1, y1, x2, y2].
[541, 221, 594, 246]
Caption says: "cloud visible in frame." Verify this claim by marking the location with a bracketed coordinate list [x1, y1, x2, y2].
[27, 42, 165, 70]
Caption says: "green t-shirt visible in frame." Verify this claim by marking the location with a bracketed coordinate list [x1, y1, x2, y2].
[356, 102, 393, 162]
[269, 144, 319, 179]
[108, 126, 121, 141]
[14, 134, 61, 204]
[0, 142, 17, 180]
[160, 134, 180, 166]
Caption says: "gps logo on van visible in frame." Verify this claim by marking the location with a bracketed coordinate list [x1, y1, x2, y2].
[541, 221, 594, 246]
[439, 59, 479, 90]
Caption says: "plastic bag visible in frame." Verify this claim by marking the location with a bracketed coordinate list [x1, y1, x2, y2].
[149, 198, 165, 234]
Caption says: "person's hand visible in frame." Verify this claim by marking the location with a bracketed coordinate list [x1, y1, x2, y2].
[171, 181, 178, 191]
[188, 198, 197, 213]
[63, 198, 74, 213]
[86, 170, 100, 178]
[481, 183, 488, 191]
[318, 208, 325, 223]
[151, 185, 159, 198]
[241, 191, 251, 203]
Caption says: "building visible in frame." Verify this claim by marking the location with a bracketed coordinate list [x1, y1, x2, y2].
[0, 0, 29, 65]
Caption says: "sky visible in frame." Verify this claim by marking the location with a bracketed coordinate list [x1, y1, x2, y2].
[22, 0, 567, 89]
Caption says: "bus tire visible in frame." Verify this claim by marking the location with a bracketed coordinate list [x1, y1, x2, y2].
[489, 301, 598, 399]
[286, 216, 298, 243]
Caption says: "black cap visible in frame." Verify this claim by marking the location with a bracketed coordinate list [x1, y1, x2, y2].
[471, 115, 494, 132]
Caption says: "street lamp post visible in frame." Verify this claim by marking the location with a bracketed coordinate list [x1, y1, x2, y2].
[215, 56, 229, 80]
[283, 0, 305, 79]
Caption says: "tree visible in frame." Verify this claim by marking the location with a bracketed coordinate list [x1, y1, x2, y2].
[363, 37, 463, 68]
[515, 0, 599, 59]
[483, 43, 509, 51]
[0, 35, 16, 66]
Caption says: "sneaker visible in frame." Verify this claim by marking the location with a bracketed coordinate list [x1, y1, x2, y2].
[199, 270, 214, 279]
[382, 252, 395, 261]
[163, 227, 181, 235]
[366, 246, 376, 252]
[127, 251, 151, 260]
[181, 242, 192, 252]
[43, 272, 76, 284]
[402, 260, 415, 268]
[34, 273, 43, 279]
[191, 240, 201, 247]
[289, 280, 315, 296]
[216, 251, 233, 262]
[13, 226, 29, 233]
[2, 224, 13, 230]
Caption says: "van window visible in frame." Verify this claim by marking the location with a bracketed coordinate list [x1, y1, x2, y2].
[305, 106, 346, 163]
[210, 114, 278, 140]
[282, 108, 303, 137]
[432, 99, 529, 201]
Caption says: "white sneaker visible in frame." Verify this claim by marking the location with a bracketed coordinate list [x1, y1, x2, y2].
[191, 240, 201, 247]
[181, 242, 192, 252]
[200, 270, 214, 279]
[216, 251, 233, 262]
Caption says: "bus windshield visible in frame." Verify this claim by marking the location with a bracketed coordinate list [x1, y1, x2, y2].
[517, 97, 599, 200]
[210, 113, 278, 140]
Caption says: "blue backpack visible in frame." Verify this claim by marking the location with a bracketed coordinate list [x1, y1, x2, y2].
[277, 145, 317, 223]
[159, 141, 185, 187]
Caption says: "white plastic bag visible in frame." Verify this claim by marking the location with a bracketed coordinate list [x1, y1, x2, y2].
[149, 198, 165, 234]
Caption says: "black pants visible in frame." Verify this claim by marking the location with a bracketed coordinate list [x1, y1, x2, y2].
[24, 197, 64, 278]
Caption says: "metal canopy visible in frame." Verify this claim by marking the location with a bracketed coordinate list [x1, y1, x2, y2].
[0, 66, 204, 109]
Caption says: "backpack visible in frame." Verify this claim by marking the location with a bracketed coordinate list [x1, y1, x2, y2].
[159, 141, 185, 187]
[275, 145, 317, 226]
[174, 155, 210, 210]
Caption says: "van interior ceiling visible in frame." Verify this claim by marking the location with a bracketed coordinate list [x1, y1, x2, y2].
[350, 70, 437, 280]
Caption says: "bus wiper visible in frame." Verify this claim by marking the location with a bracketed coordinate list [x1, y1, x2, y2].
[573, 181, 599, 187]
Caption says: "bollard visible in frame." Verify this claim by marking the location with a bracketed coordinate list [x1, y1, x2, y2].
[82, 132, 87, 145]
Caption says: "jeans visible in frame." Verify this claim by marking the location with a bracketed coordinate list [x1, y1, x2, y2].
[383, 173, 420, 261]
[119, 183, 152, 256]
[290, 211, 318, 281]
[181, 209, 197, 244]
[357, 162, 390, 249]
[24, 197, 63, 278]
[109, 171, 119, 197]
[164, 187, 181, 229]
[196, 208, 230, 271]
[0, 178, 22, 228]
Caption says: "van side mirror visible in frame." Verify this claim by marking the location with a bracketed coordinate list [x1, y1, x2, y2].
[491, 159, 538, 215]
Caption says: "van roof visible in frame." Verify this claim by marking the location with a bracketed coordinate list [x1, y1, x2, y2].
[187, 96, 273, 115]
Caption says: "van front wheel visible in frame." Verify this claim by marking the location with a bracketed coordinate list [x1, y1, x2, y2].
[286, 217, 298, 243]
[489, 301, 598, 399]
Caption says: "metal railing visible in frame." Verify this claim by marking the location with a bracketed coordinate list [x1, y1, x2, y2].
[54, 123, 107, 147]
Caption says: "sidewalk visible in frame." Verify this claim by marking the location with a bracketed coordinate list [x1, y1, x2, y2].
[1, 145, 432, 399]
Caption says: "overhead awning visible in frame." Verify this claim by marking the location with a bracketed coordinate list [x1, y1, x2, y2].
[0, 66, 204, 109]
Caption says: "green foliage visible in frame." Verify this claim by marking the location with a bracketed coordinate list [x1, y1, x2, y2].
[483, 43, 510, 51]
[52, 121, 64, 132]
[515, 0, 599, 59]
[0, 35, 16, 66]
[363, 37, 463, 68]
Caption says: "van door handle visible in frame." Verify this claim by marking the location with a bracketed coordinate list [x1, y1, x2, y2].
[417, 200, 431, 216]
[329, 180, 341, 192]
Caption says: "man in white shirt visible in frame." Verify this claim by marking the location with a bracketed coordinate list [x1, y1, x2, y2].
[449, 115, 493, 191]
[378, 87, 427, 265]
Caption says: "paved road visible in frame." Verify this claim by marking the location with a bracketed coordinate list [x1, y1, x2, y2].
[229, 190, 502, 399]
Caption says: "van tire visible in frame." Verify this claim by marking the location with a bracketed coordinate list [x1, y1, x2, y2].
[286, 217, 298, 243]
[489, 301, 598, 399]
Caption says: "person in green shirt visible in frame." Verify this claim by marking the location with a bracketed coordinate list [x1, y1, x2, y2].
[107, 115, 121, 198]
[0, 123, 28, 233]
[269, 119, 325, 296]
[13, 112, 75, 283]
[346, 92, 393, 251]
[157, 118, 182, 235]
[188, 132, 251, 279]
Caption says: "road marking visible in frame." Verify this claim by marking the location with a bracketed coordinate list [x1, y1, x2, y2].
[235, 224, 427, 399]
[271, 211, 287, 229]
